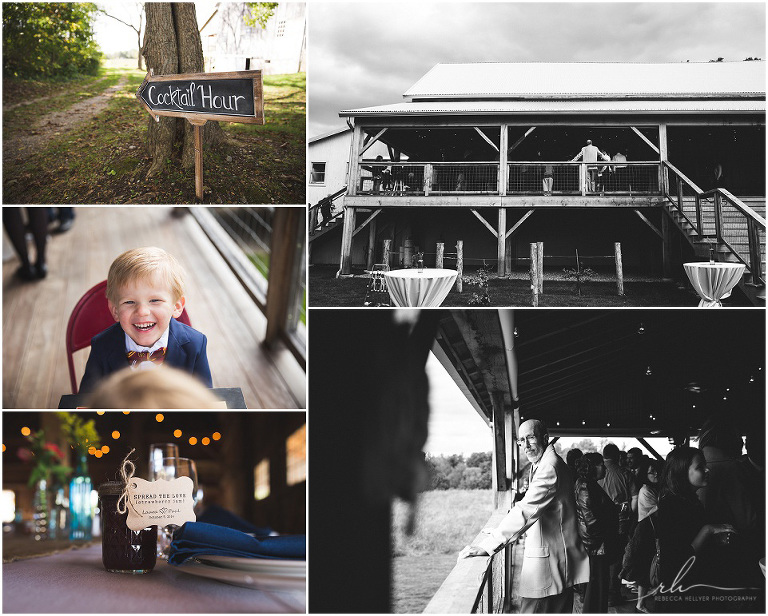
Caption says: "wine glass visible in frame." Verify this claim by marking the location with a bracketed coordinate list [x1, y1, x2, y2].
[148, 443, 179, 479]
[153, 456, 198, 559]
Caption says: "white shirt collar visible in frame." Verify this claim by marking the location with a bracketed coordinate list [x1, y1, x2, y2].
[125, 327, 170, 354]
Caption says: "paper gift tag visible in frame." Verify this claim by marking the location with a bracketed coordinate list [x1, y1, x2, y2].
[124, 477, 196, 531]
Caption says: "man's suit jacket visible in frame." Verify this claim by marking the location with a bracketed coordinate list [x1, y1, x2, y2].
[478, 444, 590, 598]
[79, 318, 213, 393]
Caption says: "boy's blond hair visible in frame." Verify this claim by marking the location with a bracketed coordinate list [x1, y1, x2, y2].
[87, 367, 221, 409]
[106, 247, 185, 304]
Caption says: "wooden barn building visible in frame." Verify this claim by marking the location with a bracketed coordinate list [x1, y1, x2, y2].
[309, 61, 765, 304]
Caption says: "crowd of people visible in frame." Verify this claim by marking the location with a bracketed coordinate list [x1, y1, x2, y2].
[461, 416, 764, 614]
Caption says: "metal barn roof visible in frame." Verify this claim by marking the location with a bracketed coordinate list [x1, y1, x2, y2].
[341, 61, 766, 118]
[404, 62, 766, 100]
[340, 99, 765, 117]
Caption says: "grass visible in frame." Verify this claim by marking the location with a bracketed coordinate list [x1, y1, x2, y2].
[3, 67, 305, 204]
[308, 264, 744, 307]
[392, 490, 493, 613]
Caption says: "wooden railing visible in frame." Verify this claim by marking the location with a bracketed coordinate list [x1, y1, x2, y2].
[424, 511, 514, 614]
[508, 161, 660, 195]
[662, 161, 765, 284]
[354, 161, 662, 196]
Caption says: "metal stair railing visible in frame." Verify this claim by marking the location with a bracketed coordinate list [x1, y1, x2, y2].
[662, 161, 765, 285]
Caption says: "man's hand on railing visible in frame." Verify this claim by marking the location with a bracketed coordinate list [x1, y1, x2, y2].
[458, 545, 489, 562]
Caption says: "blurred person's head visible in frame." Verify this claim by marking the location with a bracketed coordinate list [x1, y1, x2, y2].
[602, 442, 620, 462]
[584, 452, 605, 480]
[517, 419, 548, 464]
[698, 413, 744, 459]
[627, 447, 643, 470]
[640, 458, 663, 487]
[106, 247, 186, 348]
[87, 366, 221, 409]
[661, 446, 708, 500]
[576, 455, 595, 481]
[566, 448, 583, 468]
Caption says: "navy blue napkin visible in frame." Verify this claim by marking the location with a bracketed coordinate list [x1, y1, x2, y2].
[197, 505, 274, 536]
[168, 522, 305, 565]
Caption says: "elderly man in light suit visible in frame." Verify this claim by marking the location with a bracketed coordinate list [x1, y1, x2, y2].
[460, 419, 590, 613]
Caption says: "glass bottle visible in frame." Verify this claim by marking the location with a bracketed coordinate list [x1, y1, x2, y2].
[69, 453, 92, 540]
[98, 481, 157, 574]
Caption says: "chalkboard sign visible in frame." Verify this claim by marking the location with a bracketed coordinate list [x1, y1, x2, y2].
[136, 70, 264, 124]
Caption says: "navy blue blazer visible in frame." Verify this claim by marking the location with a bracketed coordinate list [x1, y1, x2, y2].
[79, 318, 213, 394]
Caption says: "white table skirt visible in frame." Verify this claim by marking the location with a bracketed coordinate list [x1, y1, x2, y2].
[2, 544, 304, 613]
[383, 268, 458, 307]
[683, 262, 746, 307]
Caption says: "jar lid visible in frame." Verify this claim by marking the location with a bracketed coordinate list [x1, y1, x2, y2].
[97, 481, 125, 496]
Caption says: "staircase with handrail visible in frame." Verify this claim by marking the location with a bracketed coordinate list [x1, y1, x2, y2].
[662, 161, 766, 306]
[309, 186, 347, 242]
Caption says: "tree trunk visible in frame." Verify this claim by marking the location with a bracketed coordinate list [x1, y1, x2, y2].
[136, 29, 143, 70]
[172, 3, 225, 168]
[142, 3, 177, 177]
[142, 2, 226, 176]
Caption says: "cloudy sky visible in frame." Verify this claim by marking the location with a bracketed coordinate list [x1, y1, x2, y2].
[308, 2, 766, 137]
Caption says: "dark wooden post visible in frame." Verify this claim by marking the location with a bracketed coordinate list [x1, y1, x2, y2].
[382, 239, 391, 269]
[497, 209, 507, 276]
[536, 241, 543, 295]
[661, 211, 673, 280]
[456, 240, 463, 292]
[338, 206, 356, 276]
[530, 243, 539, 307]
[615, 242, 625, 296]
[366, 218, 377, 270]
[265, 208, 301, 346]
[713, 192, 723, 243]
[436, 242, 444, 268]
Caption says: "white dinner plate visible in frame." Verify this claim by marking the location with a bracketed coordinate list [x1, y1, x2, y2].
[197, 554, 306, 577]
[175, 559, 306, 592]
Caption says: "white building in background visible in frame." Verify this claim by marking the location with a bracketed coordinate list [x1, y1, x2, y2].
[201, 3, 306, 74]
[308, 127, 351, 206]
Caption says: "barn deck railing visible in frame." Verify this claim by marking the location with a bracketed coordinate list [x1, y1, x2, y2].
[353, 161, 662, 197]
[424, 510, 514, 614]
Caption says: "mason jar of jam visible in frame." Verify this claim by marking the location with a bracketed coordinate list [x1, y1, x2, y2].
[98, 481, 157, 574]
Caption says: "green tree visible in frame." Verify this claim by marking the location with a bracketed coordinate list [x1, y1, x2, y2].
[3, 3, 101, 78]
[245, 2, 278, 29]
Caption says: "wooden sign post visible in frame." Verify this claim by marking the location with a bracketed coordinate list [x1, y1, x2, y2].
[136, 69, 264, 202]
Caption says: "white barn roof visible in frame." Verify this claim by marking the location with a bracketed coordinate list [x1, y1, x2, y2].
[341, 61, 766, 117]
[404, 62, 765, 99]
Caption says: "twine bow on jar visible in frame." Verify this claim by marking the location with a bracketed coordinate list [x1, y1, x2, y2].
[117, 448, 137, 515]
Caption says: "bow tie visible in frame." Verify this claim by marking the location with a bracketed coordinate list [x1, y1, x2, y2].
[126, 348, 167, 367]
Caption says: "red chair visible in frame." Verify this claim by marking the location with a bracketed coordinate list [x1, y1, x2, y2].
[66, 280, 191, 394]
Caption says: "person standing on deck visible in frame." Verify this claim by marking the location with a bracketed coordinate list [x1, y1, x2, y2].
[572, 139, 610, 192]
[459, 419, 590, 613]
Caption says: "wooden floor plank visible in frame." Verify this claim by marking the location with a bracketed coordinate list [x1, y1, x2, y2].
[3, 207, 304, 409]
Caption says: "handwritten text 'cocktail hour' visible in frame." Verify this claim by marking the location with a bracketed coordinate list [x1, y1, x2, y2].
[145, 82, 246, 112]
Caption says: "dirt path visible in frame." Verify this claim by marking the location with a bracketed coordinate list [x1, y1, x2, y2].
[4, 75, 129, 166]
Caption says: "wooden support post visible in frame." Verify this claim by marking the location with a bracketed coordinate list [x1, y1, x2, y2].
[529, 243, 539, 307]
[382, 238, 391, 269]
[366, 218, 377, 270]
[338, 206, 356, 277]
[661, 210, 673, 281]
[536, 241, 543, 295]
[436, 242, 444, 269]
[492, 392, 512, 510]
[190, 119, 207, 203]
[659, 123, 669, 194]
[456, 240, 463, 292]
[309, 206, 318, 234]
[615, 242, 625, 296]
[497, 208, 507, 276]
[505, 236, 513, 273]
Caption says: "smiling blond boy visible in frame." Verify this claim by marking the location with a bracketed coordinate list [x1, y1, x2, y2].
[79, 247, 212, 394]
